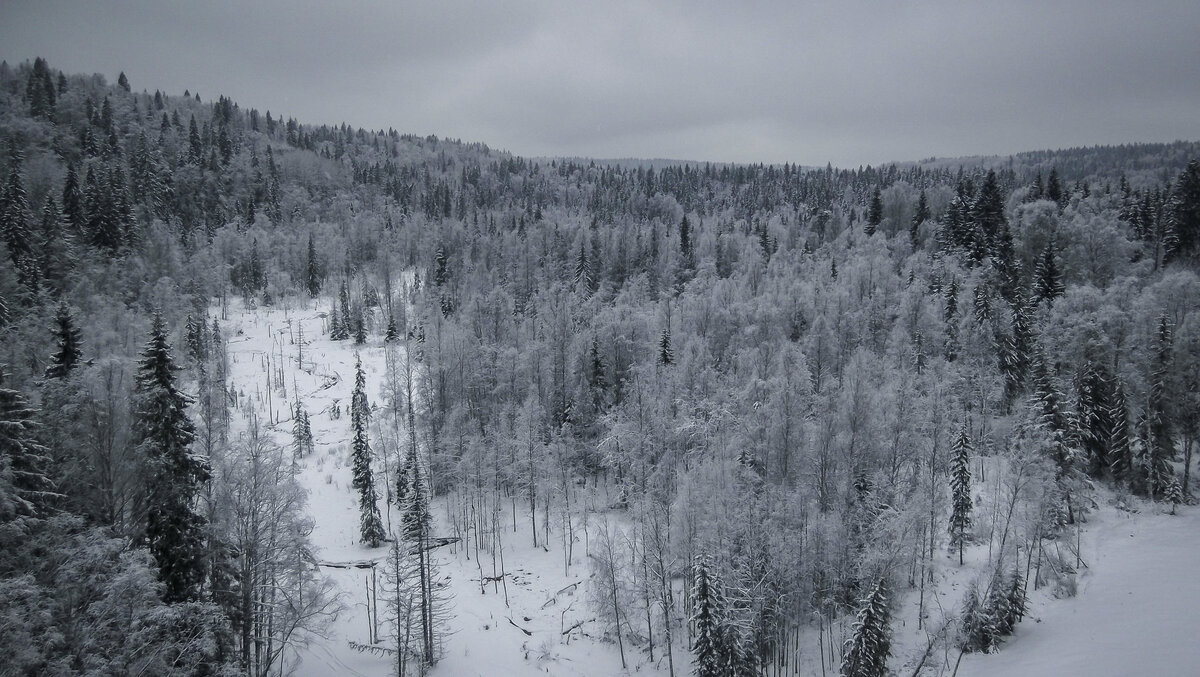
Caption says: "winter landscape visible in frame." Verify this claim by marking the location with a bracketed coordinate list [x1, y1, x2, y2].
[2, 3, 1200, 677]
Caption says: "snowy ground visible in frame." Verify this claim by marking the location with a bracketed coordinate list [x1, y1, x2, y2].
[217, 293, 1199, 677]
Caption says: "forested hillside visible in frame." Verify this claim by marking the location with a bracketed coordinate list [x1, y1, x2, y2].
[1, 58, 1198, 676]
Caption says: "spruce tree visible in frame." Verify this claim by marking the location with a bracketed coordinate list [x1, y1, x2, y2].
[0, 368, 58, 515]
[293, 401, 314, 459]
[400, 443, 438, 664]
[658, 327, 673, 366]
[1076, 361, 1114, 477]
[691, 555, 726, 677]
[865, 186, 883, 235]
[44, 301, 82, 379]
[384, 315, 400, 343]
[1168, 159, 1200, 259]
[134, 314, 210, 603]
[910, 188, 929, 245]
[840, 578, 891, 677]
[949, 425, 973, 565]
[330, 281, 350, 340]
[944, 279, 960, 362]
[305, 233, 322, 297]
[1108, 379, 1133, 479]
[1145, 315, 1175, 498]
[1033, 242, 1064, 305]
[61, 162, 85, 234]
[350, 356, 384, 546]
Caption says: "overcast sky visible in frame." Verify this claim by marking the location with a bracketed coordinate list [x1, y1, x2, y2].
[3, 0, 1199, 167]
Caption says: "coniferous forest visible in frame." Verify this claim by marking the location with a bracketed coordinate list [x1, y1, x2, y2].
[1, 58, 1199, 676]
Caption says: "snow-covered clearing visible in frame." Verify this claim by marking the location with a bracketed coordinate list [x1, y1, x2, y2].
[219, 295, 668, 677]
[958, 502, 1200, 677]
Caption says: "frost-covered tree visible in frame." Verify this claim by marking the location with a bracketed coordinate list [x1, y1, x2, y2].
[949, 425, 973, 564]
[351, 356, 385, 547]
[840, 577, 890, 677]
[44, 301, 83, 379]
[134, 314, 210, 603]
[691, 555, 727, 677]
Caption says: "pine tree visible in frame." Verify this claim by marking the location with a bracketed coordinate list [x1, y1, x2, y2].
[1076, 361, 1115, 477]
[658, 327, 673, 366]
[134, 314, 210, 603]
[305, 233, 322, 297]
[1033, 242, 1064, 305]
[61, 163, 85, 234]
[400, 442, 440, 665]
[840, 578, 891, 677]
[350, 357, 385, 547]
[330, 281, 350, 340]
[910, 188, 929, 245]
[293, 401, 314, 459]
[1168, 159, 1200, 259]
[0, 368, 58, 515]
[691, 555, 726, 677]
[865, 186, 883, 235]
[1108, 379, 1133, 479]
[949, 425, 973, 565]
[1046, 167, 1063, 205]
[944, 278, 960, 362]
[44, 301, 82, 379]
[1145, 315, 1175, 499]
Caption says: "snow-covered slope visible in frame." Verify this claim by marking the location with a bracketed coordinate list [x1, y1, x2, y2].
[958, 503, 1200, 677]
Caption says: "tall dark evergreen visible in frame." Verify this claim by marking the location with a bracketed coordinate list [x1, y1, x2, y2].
[134, 314, 210, 603]
[1167, 159, 1200, 259]
[1075, 361, 1115, 477]
[658, 327, 673, 366]
[910, 188, 929, 245]
[1144, 315, 1175, 499]
[350, 356, 384, 547]
[1, 147, 36, 287]
[44, 301, 82, 379]
[949, 425, 973, 565]
[0, 369, 58, 515]
[1108, 379, 1133, 479]
[1033, 242, 1065, 305]
[840, 578, 891, 677]
[305, 232, 322, 297]
[330, 281, 350, 340]
[400, 442, 438, 665]
[60, 162, 85, 234]
[972, 170, 1006, 263]
[691, 555, 728, 677]
[943, 278, 960, 362]
[1046, 167, 1063, 205]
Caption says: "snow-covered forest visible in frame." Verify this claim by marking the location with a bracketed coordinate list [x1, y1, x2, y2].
[1, 58, 1199, 676]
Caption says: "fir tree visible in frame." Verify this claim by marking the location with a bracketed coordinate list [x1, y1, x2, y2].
[973, 284, 991, 325]
[350, 357, 385, 547]
[1145, 315, 1175, 499]
[384, 314, 400, 343]
[691, 555, 727, 677]
[305, 233, 322, 297]
[0, 368, 58, 515]
[1168, 159, 1200, 259]
[658, 327, 673, 366]
[944, 278, 960, 362]
[293, 401, 314, 459]
[60, 162, 85, 234]
[679, 214, 694, 266]
[949, 425, 973, 565]
[910, 188, 929, 245]
[1033, 242, 1064, 305]
[1076, 361, 1115, 477]
[840, 578, 891, 677]
[1108, 379, 1133, 479]
[330, 281, 350, 340]
[865, 186, 883, 235]
[400, 442, 440, 665]
[44, 301, 82, 379]
[1046, 167, 1063, 205]
[134, 314, 210, 603]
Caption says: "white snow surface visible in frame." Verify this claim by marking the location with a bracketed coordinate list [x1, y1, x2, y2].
[218, 294, 1199, 677]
